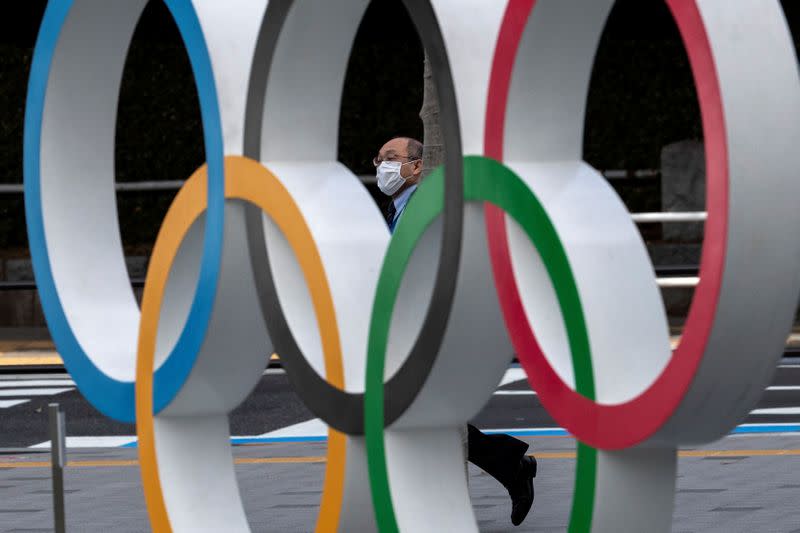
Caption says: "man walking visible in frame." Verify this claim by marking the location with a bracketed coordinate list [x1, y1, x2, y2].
[373, 136, 537, 527]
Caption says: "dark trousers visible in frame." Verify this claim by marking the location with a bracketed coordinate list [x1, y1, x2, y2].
[467, 424, 529, 487]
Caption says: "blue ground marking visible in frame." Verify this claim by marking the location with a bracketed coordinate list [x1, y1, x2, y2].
[230, 436, 328, 445]
[732, 424, 800, 434]
[493, 428, 569, 437]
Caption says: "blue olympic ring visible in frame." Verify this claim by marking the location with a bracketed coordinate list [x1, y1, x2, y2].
[23, 0, 225, 422]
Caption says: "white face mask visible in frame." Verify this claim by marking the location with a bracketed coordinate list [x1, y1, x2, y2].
[376, 160, 415, 196]
[376, 161, 405, 196]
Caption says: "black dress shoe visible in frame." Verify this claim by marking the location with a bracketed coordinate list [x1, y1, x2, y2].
[507, 455, 537, 526]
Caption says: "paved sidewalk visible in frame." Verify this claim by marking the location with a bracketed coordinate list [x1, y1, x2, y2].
[1, 433, 800, 532]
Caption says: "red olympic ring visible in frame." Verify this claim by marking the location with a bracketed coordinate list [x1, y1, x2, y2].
[484, 0, 729, 450]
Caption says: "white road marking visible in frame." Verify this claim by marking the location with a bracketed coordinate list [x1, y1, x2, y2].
[253, 418, 328, 439]
[0, 380, 75, 388]
[0, 387, 73, 398]
[737, 422, 800, 428]
[31, 436, 137, 449]
[16, 364, 800, 448]
[750, 407, 800, 416]
[494, 382, 800, 396]
[0, 387, 74, 397]
[492, 385, 800, 396]
[0, 399, 29, 408]
[498, 368, 527, 388]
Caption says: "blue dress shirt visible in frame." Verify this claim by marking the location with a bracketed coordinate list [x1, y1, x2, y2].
[389, 184, 417, 233]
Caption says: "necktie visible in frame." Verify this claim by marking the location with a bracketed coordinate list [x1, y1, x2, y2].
[385, 201, 396, 227]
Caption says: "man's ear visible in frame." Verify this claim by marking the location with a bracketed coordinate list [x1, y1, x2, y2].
[413, 159, 424, 177]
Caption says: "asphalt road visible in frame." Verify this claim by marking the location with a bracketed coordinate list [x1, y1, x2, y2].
[2, 362, 800, 448]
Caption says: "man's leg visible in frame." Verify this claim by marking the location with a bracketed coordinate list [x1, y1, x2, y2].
[466, 424, 528, 485]
[467, 424, 537, 526]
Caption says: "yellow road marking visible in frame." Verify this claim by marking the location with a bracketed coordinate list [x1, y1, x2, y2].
[235, 456, 327, 465]
[0, 354, 63, 366]
[0, 340, 61, 366]
[679, 448, 800, 457]
[532, 449, 800, 459]
[3, 449, 800, 470]
[533, 450, 800, 459]
[0, 459, 138, 469]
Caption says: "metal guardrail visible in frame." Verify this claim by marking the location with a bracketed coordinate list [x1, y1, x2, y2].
[0, 181, 186, 194]
[657, 277, 699, 288]
[603, 169, 660, 179]
[0, 265, 701, 291]
[0, 280, 145, 291]
[631, 212, 707, 223]
[3, 170, 704, 288]
[0, 168, 661, 194]
[114, 180, 186, 191]
[0, 184, 23, 194]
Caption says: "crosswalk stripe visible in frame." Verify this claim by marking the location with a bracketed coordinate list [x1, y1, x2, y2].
[0, 399, 29, 408]
[498, 368, 527, 387]
[23, 420, 800, 449]
[491, 385, 800, 395]
[0, 380, 75, 388]
[750, 407, 800, 416]
[30, 436, 139, 449]
[0, 387, 73, 397]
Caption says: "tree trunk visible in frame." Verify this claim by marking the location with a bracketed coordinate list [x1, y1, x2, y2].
[422, 50, 466, 475]
[419, 50, 443, 176]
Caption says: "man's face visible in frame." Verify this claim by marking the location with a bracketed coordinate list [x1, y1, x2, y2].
[375, 138, 423, 184]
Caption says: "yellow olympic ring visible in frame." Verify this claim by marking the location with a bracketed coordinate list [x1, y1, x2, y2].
[135, 156, 346, 532]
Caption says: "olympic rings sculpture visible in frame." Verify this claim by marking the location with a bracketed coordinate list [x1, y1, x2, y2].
[23, 0, 800, 532]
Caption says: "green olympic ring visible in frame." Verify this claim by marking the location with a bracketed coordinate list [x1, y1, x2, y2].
[364, 155, 597, 532]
